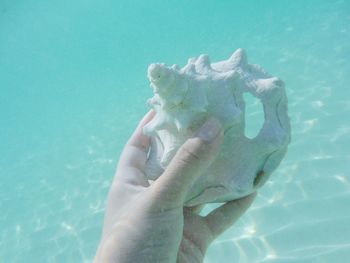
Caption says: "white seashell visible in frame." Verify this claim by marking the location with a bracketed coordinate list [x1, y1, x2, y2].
[143, 49, 291, 206]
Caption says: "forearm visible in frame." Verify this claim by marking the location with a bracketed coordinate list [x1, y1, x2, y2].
[94, 215, 183, 263]
[94, 237, 179, 263]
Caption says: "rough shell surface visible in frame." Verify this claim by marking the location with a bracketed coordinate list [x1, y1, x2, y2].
[143, 49, 291, 206]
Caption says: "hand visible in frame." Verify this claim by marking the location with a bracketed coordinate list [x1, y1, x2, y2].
[94, 111, 256, 263]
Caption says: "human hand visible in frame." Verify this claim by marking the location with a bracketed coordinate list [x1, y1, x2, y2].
[94, 111, 256, 263]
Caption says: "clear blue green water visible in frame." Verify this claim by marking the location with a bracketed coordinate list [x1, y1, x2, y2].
[1, 0, 349, 262]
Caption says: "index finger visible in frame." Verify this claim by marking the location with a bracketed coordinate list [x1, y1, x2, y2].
[116, 110, 155, 185]
[149, 118, 224, 208]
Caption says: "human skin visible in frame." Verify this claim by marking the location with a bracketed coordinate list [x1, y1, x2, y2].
[94, 110, 256, 263]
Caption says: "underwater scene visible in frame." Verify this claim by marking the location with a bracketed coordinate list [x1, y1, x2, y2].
[0, 0, 349, 262]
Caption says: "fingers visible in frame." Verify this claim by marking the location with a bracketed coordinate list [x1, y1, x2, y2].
[204, 192, 257, 239]
[116, 110, 155, 186]
[150, 118, 224, 208]
[127, 110, 156, 151]
[184, 204, 206, 215]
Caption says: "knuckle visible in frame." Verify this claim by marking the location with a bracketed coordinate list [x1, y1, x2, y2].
[178, 139, 207, 164]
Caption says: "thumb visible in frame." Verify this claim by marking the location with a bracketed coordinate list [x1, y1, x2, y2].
[150, 118, 223, 208]
[205, 192, 257, 239]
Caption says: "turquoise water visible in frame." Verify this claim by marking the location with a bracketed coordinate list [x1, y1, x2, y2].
[1, 0, 349, 262]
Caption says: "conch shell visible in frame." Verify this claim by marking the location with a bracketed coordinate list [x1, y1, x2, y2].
[143, 49, 291, 206]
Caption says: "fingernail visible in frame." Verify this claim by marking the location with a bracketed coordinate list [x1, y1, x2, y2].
[196, 118, 222, 142]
